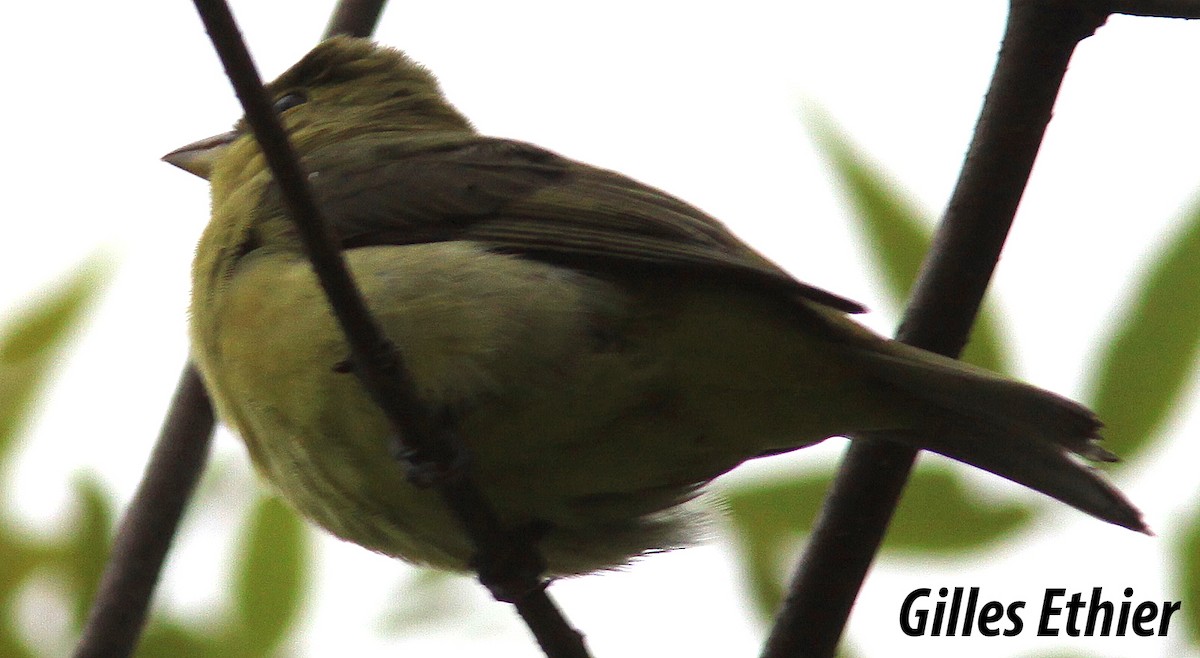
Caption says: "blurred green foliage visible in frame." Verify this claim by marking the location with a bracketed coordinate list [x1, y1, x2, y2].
[726, 466, 1035, 617]
[804, 107, 1010, 375]
[0, 259, 311, 657]
[1181, 502, 1200, 645]
[1088, 200, 1200, 462]
[378, 569, 498, 637]
[0, 255, 112, 658]
[723, 114, 1200, 655]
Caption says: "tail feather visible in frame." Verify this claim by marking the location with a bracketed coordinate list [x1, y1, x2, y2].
[853, 343, 1147, 533]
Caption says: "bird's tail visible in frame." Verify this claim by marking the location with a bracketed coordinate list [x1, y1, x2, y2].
[853, 341, 1147, 533]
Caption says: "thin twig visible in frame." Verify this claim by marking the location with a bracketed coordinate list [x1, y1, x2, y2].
[73, 367, 214, 658]
[188, 2, 590, 656]
[761, 1, 1110, 656]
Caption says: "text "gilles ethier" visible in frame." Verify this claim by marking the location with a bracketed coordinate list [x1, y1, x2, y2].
[900, 587, 1180, 637]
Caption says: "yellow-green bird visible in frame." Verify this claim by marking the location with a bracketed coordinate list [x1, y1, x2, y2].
[166, 36, 1144, 576]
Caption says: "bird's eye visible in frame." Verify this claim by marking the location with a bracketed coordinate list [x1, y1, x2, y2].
[273, 92, 308, 113]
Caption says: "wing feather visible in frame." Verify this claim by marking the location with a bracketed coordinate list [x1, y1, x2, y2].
[287, 133, 864, 313]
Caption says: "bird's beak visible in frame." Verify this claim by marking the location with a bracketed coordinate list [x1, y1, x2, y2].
[162, 130, 239, 180]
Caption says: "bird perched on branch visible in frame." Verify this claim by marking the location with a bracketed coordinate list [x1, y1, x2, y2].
[166, 36, 1144, 577]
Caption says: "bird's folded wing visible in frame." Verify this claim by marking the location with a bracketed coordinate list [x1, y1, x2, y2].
[290, 133, 865, 314]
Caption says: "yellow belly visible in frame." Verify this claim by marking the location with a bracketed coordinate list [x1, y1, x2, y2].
[190, 241, 895, 574]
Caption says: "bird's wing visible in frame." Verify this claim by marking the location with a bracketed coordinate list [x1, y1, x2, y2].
[287, 133, 864, 313]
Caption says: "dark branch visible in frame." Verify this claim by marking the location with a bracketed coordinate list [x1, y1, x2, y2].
[761, 1, 1110, 656]
[187, 2, 590, 656]
[1109, 0, 1200, 18]
[323, 0, 387, 38]
[73, 367, 214, 658]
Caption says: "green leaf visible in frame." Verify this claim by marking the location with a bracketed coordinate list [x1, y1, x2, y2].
[1178, 502, 1200, 646]
[0, 257, 110, 656]
[379, 569, 485, 635]
[724, 470, 829, 617]
[61, 475, 116, 626]
[0, 614, 34, 658]
[887, 464, 1033, 550]
[0, 525, 41, 658]
[228, 494, 310, 657]
[1087, 198, 1200, 463]
[0, 526, 43, 609]
[803, 107, 1009, 376]
[0, 255, 111, 466]
[137, 620, 217, 658]
[725, 462, 1033, 618]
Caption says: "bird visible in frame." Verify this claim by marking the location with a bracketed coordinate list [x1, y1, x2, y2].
[165, 36, 1144, 577]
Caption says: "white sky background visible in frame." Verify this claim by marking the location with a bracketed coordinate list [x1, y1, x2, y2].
[3, 1, 1200, 656]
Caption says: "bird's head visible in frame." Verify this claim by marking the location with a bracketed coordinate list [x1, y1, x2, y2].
[164, 36, 473, 179]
